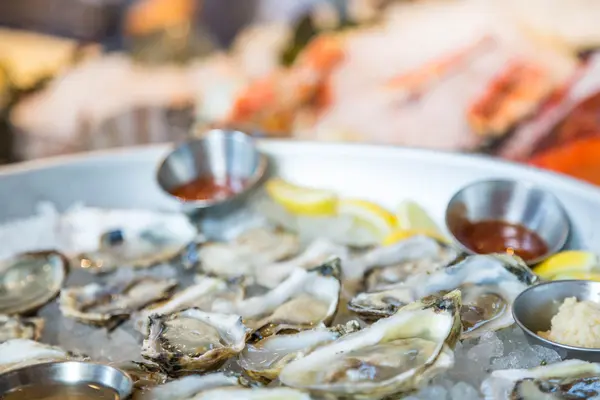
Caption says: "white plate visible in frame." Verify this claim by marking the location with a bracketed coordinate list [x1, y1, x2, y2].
[0, 140, 598, 250]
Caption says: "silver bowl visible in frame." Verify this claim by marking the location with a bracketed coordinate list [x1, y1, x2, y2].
[512, 280, 600, 362]
[156, 129, 268, 211]
[0, 361, 133, 399]
[445, 179, 570, 265]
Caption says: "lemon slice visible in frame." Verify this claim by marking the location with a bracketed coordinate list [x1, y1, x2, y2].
[534, 250, 599, 280]
[338, 199, 397, 241]
[396, 200, 441, 233]
[383, 229, 449, 246]
[265, 178, 337, 216]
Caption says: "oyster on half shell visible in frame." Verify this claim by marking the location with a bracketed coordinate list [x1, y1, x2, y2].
[348, 254, 537, 339]
[0, 315, 44, 342]
[481, 359, 600, 400]
[135, 274, 245, 333]
[257, 238, 349, 289]
[199, 227, 300, 278]
[60, 277, 178, 328]
[142, 308, 250, 376]
[71, 209, 200, 274]
[360, 236, 459, 291]
[279, 290, 462, 399]
[215, 258, 342, 338]
[239, 320, 361, 383]
[114, 361, 168, 391]
[345, 235, 458, 281]
[134, 372, 241, 400]
[0, 339, 83, 374]
[0, 251, 68, 315]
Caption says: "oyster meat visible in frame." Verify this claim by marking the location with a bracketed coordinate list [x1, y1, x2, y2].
[0, 315, 44, 342]
[113, 361, 168, 391]
[60, 277, 177, 328]
[0, 339, 81, 374]
[216, 258, 342, 337]
[279, 290, 462, 399]
[481, 359, 600, 400]
[199, 227, 300, 278]
[142, 308, 250, 376]
[134, 372, 240, 400]
[0, 251, 68, 315]
[68, 208, 200, 273]
[349, 254, 538, 338]
[239, 320, 361, 382]
[345, 235, 458, 280]
[135, 274, 244, 333]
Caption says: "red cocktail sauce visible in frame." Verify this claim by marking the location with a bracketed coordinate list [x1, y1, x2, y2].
[170, 175, 247, 201]
[454, 219, 548, 262]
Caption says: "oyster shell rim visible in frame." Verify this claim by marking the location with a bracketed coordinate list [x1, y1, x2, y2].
[347, 253, 539, 339]
[0, 250, 69, 316]
[0, 315, 45, 342]
[279, 291, 463, 398]
[244, 257, 343, 340]
[141, 308, 251, 377]
[240, 320, 362, 383]
[59, 277, 178, 329]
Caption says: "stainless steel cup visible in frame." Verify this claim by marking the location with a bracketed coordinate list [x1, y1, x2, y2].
[156, 129, 268, 212]
[445, 179, 570, 265]
[513, 280, 600, 362]
[0, 361, 133, 399]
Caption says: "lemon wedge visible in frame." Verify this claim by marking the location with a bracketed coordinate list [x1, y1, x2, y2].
[534, 250, 599, 280]
[265, 178, 337, 216]
[338, 199, 397, 241]
[396, 200, 442, 233]
[383, 229, 449, 246]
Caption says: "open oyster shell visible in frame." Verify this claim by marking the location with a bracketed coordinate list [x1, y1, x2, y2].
[134, 372, 241, 400]
[0, 251, 68, 315]
[0, 339, 83, 374]
[239, 320, 361, 383]
[216, 258, 342, 338]
[348, 254, 538, 339]
[481, 359, 600, 400]
[0, 315, 44, 342]
[258, 238, 349, 289]
[346, 235, 459, 284]
[199, 227, 300, 279]
[135, 274, 245, 333]
[141, 308, 250, 377]
[113, 361, 168, 391]
[363, 237, 459, 292]
[70, 209, 200, 274]
[279, 290, 462, 399]
[60, 277, 178, 328]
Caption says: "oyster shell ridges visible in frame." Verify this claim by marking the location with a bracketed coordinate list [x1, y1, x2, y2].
[279, 290, 463, 399]
[60, 277, 178, 329]
[0, 251, 69, 315]
[141, 308, 250, 377]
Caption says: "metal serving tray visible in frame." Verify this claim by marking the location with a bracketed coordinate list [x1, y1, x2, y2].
[0, 141, 599, 253]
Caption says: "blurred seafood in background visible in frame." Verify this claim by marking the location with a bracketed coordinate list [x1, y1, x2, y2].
[497, 53, 600, 185]
[4, 0, 600, 184]
[0, 27, 100, 162]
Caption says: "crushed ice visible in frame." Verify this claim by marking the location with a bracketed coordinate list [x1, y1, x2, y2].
[2, 203, 565, 399]
[0, 202, 62, 260]
[410, 327, 562, 399]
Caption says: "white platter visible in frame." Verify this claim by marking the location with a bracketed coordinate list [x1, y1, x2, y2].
[0, 140, 598, 251]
